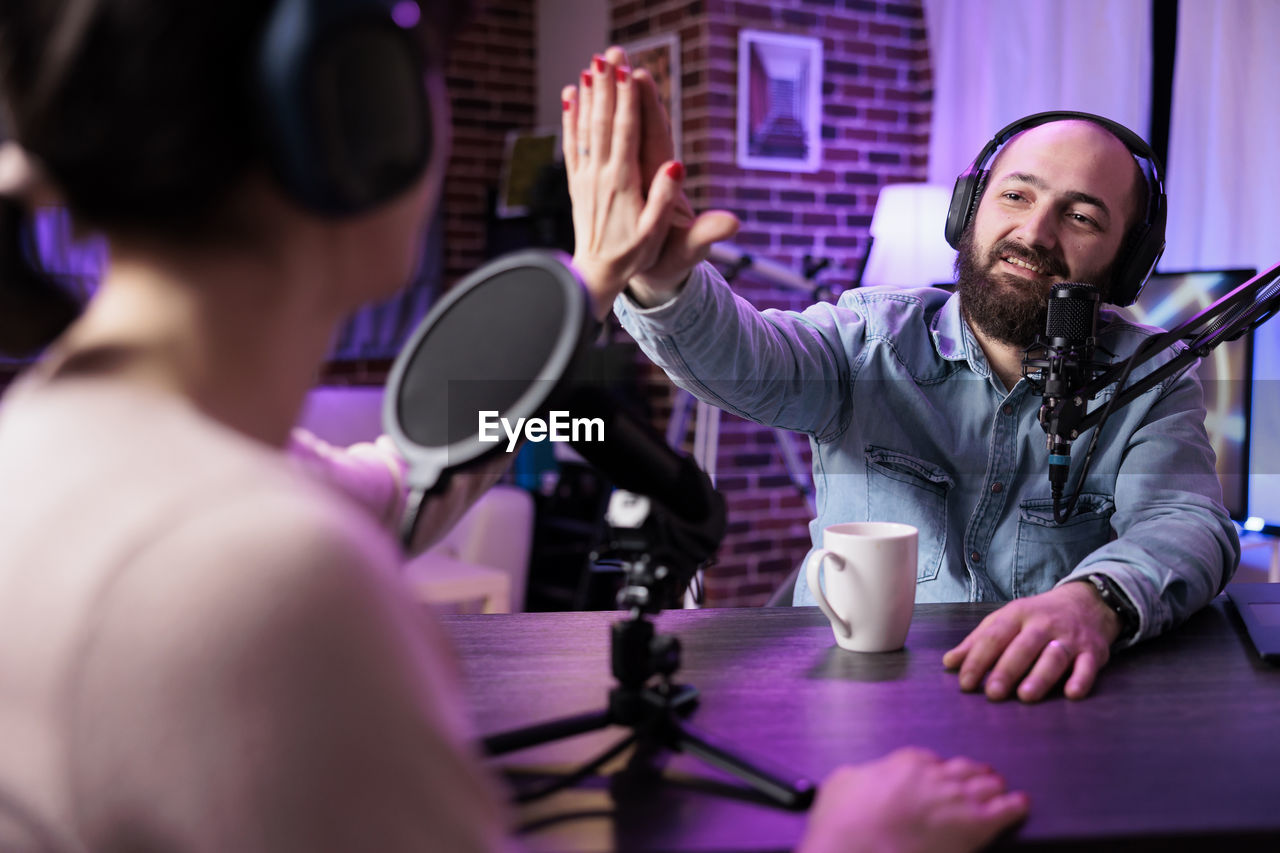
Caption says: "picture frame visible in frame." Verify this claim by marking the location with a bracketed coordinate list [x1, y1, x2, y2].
[621, 31, 682, 159]
[736, 29, 823, 173]
[496, 127, 562, 219]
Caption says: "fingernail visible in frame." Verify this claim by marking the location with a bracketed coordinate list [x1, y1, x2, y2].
[959, 673, 977, 691]
[581, 70, 592, 87]
[593, 55, 607, 73]
[562, 97, 572, 111]
[986, 677, 1006, 696]
[1019, 679, 1038, 697]
[665, 161, 685, 180]
[615, 66, 630, 84]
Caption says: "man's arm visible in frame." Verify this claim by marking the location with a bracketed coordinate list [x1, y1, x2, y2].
[1065, 366, 1240, 635]
[944, 361, 1239, 702]
[617, 263, 868, 440]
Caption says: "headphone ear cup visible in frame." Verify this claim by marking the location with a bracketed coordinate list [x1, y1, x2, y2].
[257, 0, 433, 216]
[1111, 186, 1167, 306]
[945, 170, 985, 249]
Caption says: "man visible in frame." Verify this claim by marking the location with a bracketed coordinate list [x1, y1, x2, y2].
[567, 63, 1239, 706]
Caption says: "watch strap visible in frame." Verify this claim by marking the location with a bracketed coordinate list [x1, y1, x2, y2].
[1079, 572, 1139, 643]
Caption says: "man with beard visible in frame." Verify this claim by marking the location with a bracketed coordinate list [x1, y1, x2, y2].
[579, 99, 1239, 704]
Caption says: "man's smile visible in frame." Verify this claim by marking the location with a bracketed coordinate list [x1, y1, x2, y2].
[1000, 254, 1050, 278]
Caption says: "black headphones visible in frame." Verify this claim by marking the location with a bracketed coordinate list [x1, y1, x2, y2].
[943, 110, 1167, 307]
[255, 0, 435, 217]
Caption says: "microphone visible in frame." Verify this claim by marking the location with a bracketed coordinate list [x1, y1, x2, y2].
[1022, 283, 1103, 499]
[564, 385, 721, 528]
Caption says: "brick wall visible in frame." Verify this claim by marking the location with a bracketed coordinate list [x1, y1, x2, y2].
[610, 0, 934, 606]
[443, 0, 539, 286]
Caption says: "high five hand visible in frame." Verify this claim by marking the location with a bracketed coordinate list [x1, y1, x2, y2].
[562, 47, 738, 315]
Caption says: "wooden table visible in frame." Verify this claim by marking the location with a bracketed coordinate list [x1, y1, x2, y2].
[442, 595, 1280, 851]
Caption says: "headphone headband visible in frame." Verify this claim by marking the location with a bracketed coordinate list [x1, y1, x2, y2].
[256, 0, 434, 217]
[943, 110, 1167, 306]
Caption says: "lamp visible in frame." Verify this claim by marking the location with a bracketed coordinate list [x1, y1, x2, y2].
[862, 183, 958, 288]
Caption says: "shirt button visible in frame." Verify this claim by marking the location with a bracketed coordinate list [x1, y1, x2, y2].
[970, 551, 981, 562]
[1002, 404, 1014, 415]
[991, 482, 1004, 493]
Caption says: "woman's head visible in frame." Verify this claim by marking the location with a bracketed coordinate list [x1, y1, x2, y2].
[0, 0, 469, 355]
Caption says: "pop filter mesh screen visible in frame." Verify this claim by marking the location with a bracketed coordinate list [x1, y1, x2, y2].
[396, 266, 570, 449]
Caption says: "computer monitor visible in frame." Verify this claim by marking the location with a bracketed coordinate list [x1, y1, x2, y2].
[1129, 269, 1256, 521]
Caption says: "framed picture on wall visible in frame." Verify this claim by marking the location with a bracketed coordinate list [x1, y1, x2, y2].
[736, 29, 823, 173]
[621, 31, 681, 159]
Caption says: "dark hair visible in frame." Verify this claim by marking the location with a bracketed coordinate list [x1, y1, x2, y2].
[0, 0, 473, 357]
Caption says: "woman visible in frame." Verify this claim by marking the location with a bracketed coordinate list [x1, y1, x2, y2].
[0, 2, 1025, 850]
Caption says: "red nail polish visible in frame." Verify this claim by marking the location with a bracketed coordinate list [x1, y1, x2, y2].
[593, 55, 607, 73]
[666, 161, 685, 180]
[562, 97, 572, 111]
[615, 66, 628, 84]
[581, 70, 592, 87]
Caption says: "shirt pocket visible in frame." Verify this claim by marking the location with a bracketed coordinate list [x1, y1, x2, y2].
[1014, 493, 1115, 596]
[864, 445, 952, 582]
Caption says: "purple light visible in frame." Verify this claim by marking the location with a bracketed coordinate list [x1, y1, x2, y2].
[391, 1, 421, 29]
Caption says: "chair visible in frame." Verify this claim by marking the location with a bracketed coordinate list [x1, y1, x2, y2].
[410, 484, 535, 612]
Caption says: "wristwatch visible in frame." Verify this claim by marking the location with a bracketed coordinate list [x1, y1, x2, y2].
[1078, 573, 1139, 643]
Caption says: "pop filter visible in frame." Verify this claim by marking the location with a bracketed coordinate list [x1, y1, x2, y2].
[383, 249, 725, 578]
[383, 249, 593, 481]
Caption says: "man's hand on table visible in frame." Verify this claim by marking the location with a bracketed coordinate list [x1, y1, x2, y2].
[942, 582, 1122, 702]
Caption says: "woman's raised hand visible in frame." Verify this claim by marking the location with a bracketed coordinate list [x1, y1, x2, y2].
[563, 47, 738, 317]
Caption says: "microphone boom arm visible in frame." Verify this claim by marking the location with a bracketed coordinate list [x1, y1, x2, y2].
[1054, 260, 1280, 440]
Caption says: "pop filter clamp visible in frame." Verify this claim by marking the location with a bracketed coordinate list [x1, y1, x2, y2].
[382, 249, 815, 812]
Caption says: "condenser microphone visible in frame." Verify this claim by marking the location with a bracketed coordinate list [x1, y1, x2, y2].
[1033, 283, 1101, 497]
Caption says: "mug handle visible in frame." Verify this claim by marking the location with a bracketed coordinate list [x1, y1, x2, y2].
[806, 547, 853, 639]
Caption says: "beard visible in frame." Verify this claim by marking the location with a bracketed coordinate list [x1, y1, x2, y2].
[954, 226, 1080, 348]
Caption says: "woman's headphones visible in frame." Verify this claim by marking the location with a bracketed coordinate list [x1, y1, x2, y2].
[943, 111, 1167, 307]
[256, 0, 435, 216]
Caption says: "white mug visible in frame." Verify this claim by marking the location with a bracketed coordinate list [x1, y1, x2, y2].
[806, 522, 918, 652]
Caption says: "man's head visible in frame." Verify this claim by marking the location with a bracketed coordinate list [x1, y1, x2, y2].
[954, 119, 1151, 347]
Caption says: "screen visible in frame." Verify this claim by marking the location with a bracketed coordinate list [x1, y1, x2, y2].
[1129, 269, 1256, 520]
[1249, 602, 1280, 628]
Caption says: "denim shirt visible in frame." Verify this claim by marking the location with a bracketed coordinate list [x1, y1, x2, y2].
[616, 263, 1240, 645]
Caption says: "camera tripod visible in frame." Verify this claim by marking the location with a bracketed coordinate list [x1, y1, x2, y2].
[482, 559, 815, 812]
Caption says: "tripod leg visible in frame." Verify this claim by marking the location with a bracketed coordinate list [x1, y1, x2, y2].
[666, 718, 816, 811]
[483, 708, 612, 756]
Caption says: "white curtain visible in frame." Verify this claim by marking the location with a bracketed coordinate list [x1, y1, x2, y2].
[1162, 0, 1280, 275]
[1163, 0, 1280, 522]
[923, 0, 1152, 186]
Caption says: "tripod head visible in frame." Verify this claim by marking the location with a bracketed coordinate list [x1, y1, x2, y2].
[592, 486, 726, 615]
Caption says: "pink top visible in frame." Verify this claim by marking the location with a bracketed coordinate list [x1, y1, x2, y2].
[0, 373, 512, 851]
